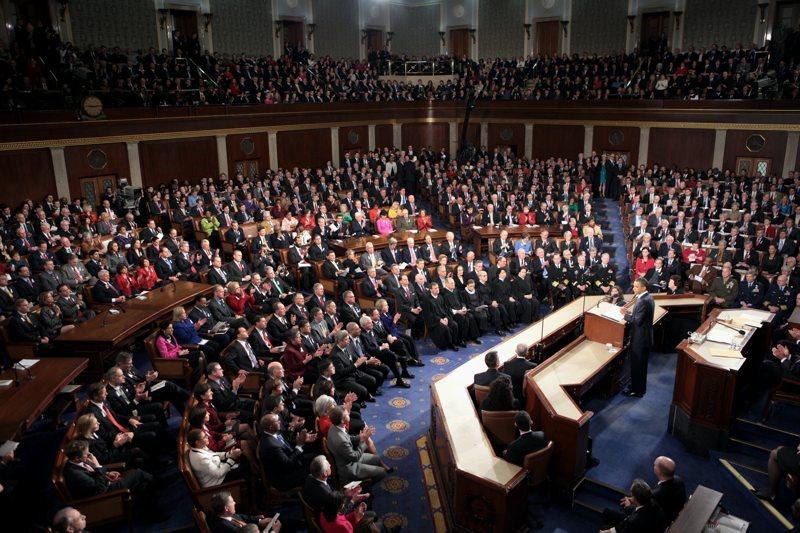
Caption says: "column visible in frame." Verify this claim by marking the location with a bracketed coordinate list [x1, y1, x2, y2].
[330, 127, 340, 167]
[449, 121, 458, 155]
[480, 122, 488, 148]
[215, 135, 228, 177]
[368, 125, 376, 151]
[712, 129, 727, 170]
[638, 127, 650, 166]
[50, 147, 70, 200]
[268, 132, 279, 170]
[392, 123, 402, 149]
[583, 125, 594, 156]
[782, 132, 799, 179]
[524, 123, 533, 160]
[126, 141, 143, 188]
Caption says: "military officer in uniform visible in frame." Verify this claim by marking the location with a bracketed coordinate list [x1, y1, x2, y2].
[707, 263, 739, 308]
[738, 270, 765, 309]
[592, 253, 616, 295]
[547, 253, 571, 309]
[763, 274, 794, 323]
[570, 254, 593, 299]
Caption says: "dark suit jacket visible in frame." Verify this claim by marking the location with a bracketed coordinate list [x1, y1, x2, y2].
[339, 303, 362, 326]
[502, 356, 537, 400]
[616, 501, 665, 533]
[207, 377, 238, 412]
[91, 281, 122, 304]
[63, 461, 109, 498]
[14, 277, 40, 301]
[267, 314, 291, 343]
[225, 341, 261, 374]
[207, 267, 230, 286]
[474, 368, 511, 387]
[653, 477, 687, 524]
[503, 431, 548, 466]
[259, 433, 309, 489]
[209, 513, 260, 533]
[8, 312, 43, 342]
[623, 293, 655, 350]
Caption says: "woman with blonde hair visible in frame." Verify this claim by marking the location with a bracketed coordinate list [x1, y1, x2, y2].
[74, 413, 147, 467]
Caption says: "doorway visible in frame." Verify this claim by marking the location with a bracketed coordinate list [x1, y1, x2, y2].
[640, 12, 670, 55]
[536, 21, 560, 56]
[365, 29, 383, 55]
[235, 160, 259, 180]
[735, 157, 772, 177]
[450, 29, 471, 58]
[282, 20, 305, 51]
[170, 9, 199, 56]
[80, 175, 118, 207]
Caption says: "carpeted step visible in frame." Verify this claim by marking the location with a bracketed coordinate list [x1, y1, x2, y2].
[573, 477, 627, 516]
[730, 418, 798, 451]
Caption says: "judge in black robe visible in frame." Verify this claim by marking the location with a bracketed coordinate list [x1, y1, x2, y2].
[422, 283, 462, 350]
[511, 269, 537, 324]
[440, 281, 481, 343]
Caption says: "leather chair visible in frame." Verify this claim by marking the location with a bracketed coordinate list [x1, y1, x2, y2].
[143, 330, 194, 389]
[762, 375, 800, 421]
[192, 507, 211, 533]
[480, 410, 518, 446]
[523, 440, 554, 489]
[299, 492, 323, 533]
[473, 384, 491, 406]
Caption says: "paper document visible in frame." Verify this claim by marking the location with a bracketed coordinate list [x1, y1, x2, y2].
[705, 325, 743, 345]
[596, 301, 625, 322]
[0, 440, 19, 456]
[708, 347, 743, 359]
[472, 225, 483, 229]
[16, 359, 39, 369]
[60, 384, 81, 393]
[198, 339, 209, 345]
[0, 380, 12, 388]
[150, 380, 167, 392]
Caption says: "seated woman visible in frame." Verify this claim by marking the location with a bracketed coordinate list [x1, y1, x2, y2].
[126, 238, 145, 266]
[281, 212, 299, 234]
[416, 209, 433, 232]
[603, 285, 627, 306]
[281, 326, 318, 382]
[74, 413, 148, 469]
[186, 428, 247, 488]
[172, 306, 220, 363]
[135, 258, 159, 290]
[105, 240, 128, 275]
[155, 322, 203, 380]
[187, 405, 257, 471]
[480, 376, 518, 412]
[114, 264, 139, 298]
[387, 201, 401, 219]
[681, 242, 706, 265]
[193, 382, 255, 441]
[320, 491, 369, 533]
[762, 244, 782, 275]
[633, 248, 655, 280]
[314, 395, 389, 472]
[298, 209, 316, 231]
[225, 281, 257, 323]
[374, 211, 394, 236]
[38, 291, 75, 337]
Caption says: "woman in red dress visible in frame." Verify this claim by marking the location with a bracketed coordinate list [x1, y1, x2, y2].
[114, 264, 139, 297]
[281, 328, 315, 382]
[416, 209, 433, 231]
[225, 281, 255, 317]
[135, 258, 158, 290]
[633, 247, 655, 280]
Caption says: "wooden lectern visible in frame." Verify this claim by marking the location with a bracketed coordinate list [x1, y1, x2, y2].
[584, 301, 628, 347]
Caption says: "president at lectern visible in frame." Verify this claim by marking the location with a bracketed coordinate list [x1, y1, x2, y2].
[623, 279, 655, 398]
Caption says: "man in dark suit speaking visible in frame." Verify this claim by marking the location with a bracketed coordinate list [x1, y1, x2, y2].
[622, 278, 654, 397]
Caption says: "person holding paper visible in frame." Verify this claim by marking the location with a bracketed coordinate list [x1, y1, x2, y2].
[622, 279, 655, 398]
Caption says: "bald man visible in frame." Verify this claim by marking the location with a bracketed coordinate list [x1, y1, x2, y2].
[651, 456, 686, 524]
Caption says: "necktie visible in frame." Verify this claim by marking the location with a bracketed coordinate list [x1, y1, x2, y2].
[102, 404, 129, 432]
[276, 434, 292, 451]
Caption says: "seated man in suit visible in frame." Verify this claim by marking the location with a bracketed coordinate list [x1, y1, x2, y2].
[105, 366, 168, 429]
[225, 250, 252, 284]
[91, 269, 127, 304]
[224, 326, 267, 375]
[206, 362, 256, 422]
[63, 439, 152, 499]
[502, 344, 537, 401]
[326, 407, 389, 485]
[258, 413, 317, 490]
[154, 247, 180, 282]
[8, 298, 53, 354]
[208, 284, 250, 329]
[503, 411, 548, 466]
[51, 507, 87, 533]
[208, 490, 281, 533]
[267, 301, 292, 343]
[600, 479, 666, 533]
[649, 456, 687, 524]
[474, 351, 511, 388]
[329, 330, 378, 402]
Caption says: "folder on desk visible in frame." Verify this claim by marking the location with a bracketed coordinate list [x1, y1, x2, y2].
[708, 347, 743, 359]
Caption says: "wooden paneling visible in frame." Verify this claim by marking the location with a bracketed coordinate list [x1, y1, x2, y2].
[648, 128, 716, 169]
[64, 143, 130, 198]
[0, 149, 55, 206]
[723, 130, 788, 176]
[277, 128, 331, 169]
[537, 20, 560, 56]
[338, 126, 369, 158]
[593, 126, 641, 165]
[532, 124, 584, 159]
[375, 124, 394, 150]
[139, 137, 218, 188]
[225, 133, 269, 177]
[487, 122, 525, 153]
[401, 123, 449, 151]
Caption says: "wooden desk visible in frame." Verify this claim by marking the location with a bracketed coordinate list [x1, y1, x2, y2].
[523, 294, 704, 489]
[670, 307, 774, 453]
[0, 357, 88, 441]
[329, 229, 447, 256]
[429, 296, 605, 532]
[56, 281, 213, 377]
[470, 225, 563, 256]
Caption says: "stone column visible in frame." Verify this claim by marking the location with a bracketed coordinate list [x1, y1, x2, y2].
[638, 127, 650, 166]
[126, 141, 143, 188]
[331, 127, 340, 167]
[583, 125, 594, 156]
[782, 132, 799, 179]
[50, 147, 70, 200]
[480, 122, 488, 149]
[393, 123, 402, 149]
[368, 125, 376, 151]
[524, 123, 534, 160]
[712, 129, 727, 170]
[449, 122, 458, 155]
[268, 132, 279, 170]
[216, 134, 228, 177]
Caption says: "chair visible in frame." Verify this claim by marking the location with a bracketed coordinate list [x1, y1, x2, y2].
[0, 318, 37, 358]
[320, 436, 341, 489]
[523, 441, 554, 489]
[143, 330, 193, 389]
[192, 507, 212, 533]
[51, 448, 133, 530]
[473, 384, 491, 406]
[299, 492, 323, 533]
[480, 410, 518, 446]
[254, 440, 301, 507]
[762, 375, 800, 421]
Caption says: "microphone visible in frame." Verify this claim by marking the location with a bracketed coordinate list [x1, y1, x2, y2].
[714, 320, 745, 335]
[14, 361, 33, 381]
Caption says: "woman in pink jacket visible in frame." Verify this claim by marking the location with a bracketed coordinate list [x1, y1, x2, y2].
[375, 211, 394, 236]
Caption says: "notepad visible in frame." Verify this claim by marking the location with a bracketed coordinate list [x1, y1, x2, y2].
[150, 380, 167, 392]
[16, 359, 39, 369]
[709, 347, 743, 359]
